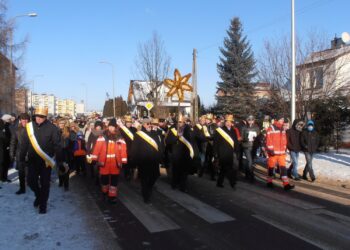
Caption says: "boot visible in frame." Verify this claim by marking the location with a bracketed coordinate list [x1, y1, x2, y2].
[15, 189, 25, 195]
[266, 182, 274, 188]
[39, 205, 47, 214]
[33, 197, 40, 208]
[284, 184, 295, 191]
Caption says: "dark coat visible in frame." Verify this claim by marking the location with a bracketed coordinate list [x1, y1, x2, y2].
[193, 124, 208, 154]
[130, 127, 162, 166]
[0, 121, 11, 166]
[9, 124, 27, 162]
[214, 126, 239, 165]
[19, 120, 63, 165]
[301, 129, 319, 153]
[120, 126, 137, 154]
[286, 119, 303, 152]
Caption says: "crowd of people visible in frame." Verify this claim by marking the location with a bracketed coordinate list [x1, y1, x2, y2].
[0, 107, 320, 214]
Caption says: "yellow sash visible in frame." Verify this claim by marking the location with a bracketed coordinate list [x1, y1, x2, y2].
[216, 127, 234, 148]
[196, 124, 202, 130]
[120, 125, 134, 141]
[171, 128, 194, 159]
[203, 125, 210, 137]
[137, 131, 158, 151]
[26, 122, 56, 168]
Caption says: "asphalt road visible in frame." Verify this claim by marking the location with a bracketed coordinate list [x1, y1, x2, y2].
[81, 166, 350, 250]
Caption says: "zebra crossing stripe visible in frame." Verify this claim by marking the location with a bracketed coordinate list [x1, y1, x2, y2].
[118, 183, 180, 233]
[156, 182, 235, 223]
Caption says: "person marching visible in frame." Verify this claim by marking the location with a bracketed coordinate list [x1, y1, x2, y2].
[73, 131, 87, 176]
[166, 115, 198, 192]
[200, 113, 217, 180]
[19, 107, 63, 214]
[193, 115, 208, 176]
[57, 118, 74, 191]
[91, 118, 127, 203]
[265, 116, 294, 190]
[10, 113, 30, 194]
[301, 120, 319, 182]
[241, 115, 260, 182]
[119, 115, 137, 181]
[213, 114, 240, 188]
[131, 118, 162, 203]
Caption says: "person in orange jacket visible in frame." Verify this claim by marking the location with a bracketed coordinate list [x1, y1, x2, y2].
[91, 118, 127, 203]
[265, 116, 294, 191]
[73, 131, 87, 176]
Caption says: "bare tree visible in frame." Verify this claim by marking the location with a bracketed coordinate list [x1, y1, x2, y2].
[258, 30, 349, 119]
[134, 31, 171, 116]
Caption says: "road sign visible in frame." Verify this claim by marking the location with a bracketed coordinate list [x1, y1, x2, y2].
[145, 102, 154, 111]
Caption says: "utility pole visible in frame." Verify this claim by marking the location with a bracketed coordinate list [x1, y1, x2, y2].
[291, 0, 296, 122]
[192, 48, 198, 122]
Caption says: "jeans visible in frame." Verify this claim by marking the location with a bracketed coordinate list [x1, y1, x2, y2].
[289, 151, 299, 178]
[303, 152, 315, 180]
[243, 148, 254, 177]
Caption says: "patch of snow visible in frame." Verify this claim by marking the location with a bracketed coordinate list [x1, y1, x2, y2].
[0, 168, 103, 250]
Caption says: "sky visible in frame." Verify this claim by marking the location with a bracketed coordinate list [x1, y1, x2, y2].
[6, 0, 349, 111]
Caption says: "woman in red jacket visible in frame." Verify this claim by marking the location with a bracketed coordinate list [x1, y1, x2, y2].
[91, 118, 127, 203]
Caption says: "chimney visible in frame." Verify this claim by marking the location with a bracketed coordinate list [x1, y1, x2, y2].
[331, 35, 345, 49]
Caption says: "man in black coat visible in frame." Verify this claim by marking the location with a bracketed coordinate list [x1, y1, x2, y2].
[119, 115, 137, 181]
[214, 114, 240, 188]
[202, 114, 217, 180]
[286, 119, 304, 180]
[0, 114, 13, 183]
[300, 120, 319, 182]
[166, 116, 198, 192]
[19, 107, 63, 214]
[10, 113, 30, 194]
[130, 118, 162, 203]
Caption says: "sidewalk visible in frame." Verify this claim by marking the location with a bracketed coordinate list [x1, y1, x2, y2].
[0, 169, 121, 250]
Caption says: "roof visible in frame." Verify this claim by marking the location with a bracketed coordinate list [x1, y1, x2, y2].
[303, 45, 350, 65]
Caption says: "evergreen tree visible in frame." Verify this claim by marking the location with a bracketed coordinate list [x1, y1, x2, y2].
[216, 17, 256, 119]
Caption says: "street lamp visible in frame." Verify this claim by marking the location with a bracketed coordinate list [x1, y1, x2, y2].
[81, 83, 88, 113]
[99, 61, 116, 117]
[291, 0, 296, 122]
[30, 74, 44, 115]
[9, 12, 38, 112]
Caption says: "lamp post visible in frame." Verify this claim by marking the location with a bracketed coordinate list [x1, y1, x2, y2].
[81, 83, 88, 113]
[30, 74, 44, 115]
[9, 12, 37, 113]
[99, 61, 116, 117]
[291, 0, 296, 122]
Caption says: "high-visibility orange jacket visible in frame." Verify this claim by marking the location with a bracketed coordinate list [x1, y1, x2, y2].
[73, 139, 87, 156]
[266, 122, 287, 155]
[91, 135, 127, 175]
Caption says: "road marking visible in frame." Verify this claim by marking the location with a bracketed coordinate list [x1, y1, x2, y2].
[118, 183, 180, 233]
[156, 181, 235, 224]
[312, 209, 350, 226]
[239, 182, 324, 210]
[295, 186, 350, 206]
[252, 214, 325, 249]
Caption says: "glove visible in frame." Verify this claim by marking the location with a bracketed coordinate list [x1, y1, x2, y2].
[268, 150, 275, 156]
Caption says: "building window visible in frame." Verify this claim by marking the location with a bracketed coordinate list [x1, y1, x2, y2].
[309, 68, 323, 89]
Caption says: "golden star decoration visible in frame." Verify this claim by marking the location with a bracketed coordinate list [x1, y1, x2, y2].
[164, 69, 193, 102]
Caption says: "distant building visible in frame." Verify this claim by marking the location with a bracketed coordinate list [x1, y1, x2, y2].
[56, 99, 75, 117]
[27, 92, 56, 115]
[127, 80, 191, 117]
[216, 82, 271, 100]
[0, 53, 16, 114]
[297, 37, 350, 97]
[75, 101, 85, 115]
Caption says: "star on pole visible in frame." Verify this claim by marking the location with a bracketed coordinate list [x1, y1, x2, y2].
[164, 69, 193, 102]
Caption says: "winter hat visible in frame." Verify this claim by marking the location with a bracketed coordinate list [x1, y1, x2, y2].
[1, 114, 12, 123]
[307, 120, 314, 126]
[94, 120, 103, 129]
[108, 118, 117, 127]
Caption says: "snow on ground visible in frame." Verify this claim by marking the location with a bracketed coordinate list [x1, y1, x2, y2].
[296, 152, 350, 185]
[256, 151, 350, 186]
[0, 168, 115, 250]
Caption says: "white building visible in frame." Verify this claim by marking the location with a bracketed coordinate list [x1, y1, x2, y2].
[56, 99, 76, 117]
[27, 92, 56, 115]
[75, 101, 85, 115]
